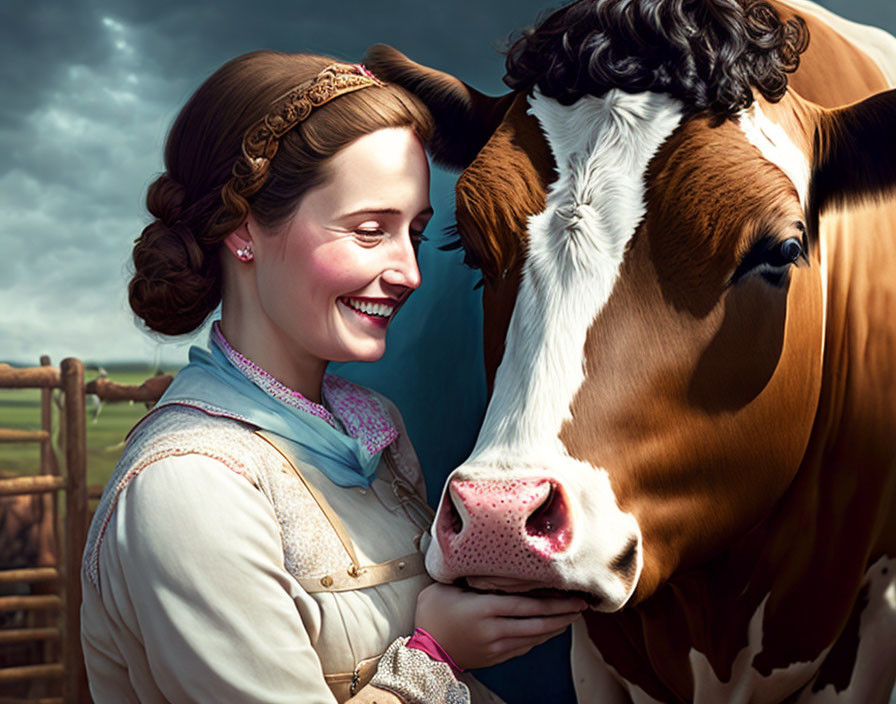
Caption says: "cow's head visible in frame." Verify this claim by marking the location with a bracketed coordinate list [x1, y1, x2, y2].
[367, 0, 896, 611]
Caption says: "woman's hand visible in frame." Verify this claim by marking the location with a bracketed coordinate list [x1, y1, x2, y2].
[414, 582, 587, 670]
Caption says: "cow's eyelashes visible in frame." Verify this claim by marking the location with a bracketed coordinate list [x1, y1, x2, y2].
[732, 229, 808, 287]
[441, 221, 485, 273]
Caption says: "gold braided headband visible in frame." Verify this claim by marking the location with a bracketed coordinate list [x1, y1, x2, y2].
[229, 62, 385, 197]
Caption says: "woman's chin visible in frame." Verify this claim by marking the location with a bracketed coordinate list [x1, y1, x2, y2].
[331, 342, 387, 364]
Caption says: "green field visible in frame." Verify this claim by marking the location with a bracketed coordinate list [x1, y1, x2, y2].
[0, 368, 179, 491]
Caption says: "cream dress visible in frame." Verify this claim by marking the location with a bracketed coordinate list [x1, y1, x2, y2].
[81, 399, 503, 703]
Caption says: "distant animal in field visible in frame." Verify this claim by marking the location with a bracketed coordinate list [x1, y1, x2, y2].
[0, 481, 55, 575]
[0, 479, 57, 681]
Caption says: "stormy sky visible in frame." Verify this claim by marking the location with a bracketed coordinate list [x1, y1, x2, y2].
[1, 0, 894, 366]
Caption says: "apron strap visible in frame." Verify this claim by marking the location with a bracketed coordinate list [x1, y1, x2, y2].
[298, 551, 427, 593]
[255, 430, 362, 570]
[324, 654, 381, 701]
[255, 430, 429, 592]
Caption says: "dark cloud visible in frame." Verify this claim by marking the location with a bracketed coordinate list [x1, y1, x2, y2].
[0, 0, 548, 136]
[115, 0, 540, 84]
[0, 1, 113, 126]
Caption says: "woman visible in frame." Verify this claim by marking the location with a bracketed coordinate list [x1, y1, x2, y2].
[80, 51, 585, 703]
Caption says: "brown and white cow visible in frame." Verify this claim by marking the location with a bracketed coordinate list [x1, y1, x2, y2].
[367, 0, 896, 701]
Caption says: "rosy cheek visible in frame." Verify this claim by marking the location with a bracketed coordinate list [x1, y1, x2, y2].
[304, 252, 358, 293]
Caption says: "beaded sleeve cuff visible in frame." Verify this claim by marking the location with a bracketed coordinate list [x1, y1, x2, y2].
[406, 627, 464, 676]
[370, 636, 470, 704]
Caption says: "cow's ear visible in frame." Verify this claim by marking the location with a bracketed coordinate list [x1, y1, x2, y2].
[811, 88, 896, 212]
[364, 44, 515, 171]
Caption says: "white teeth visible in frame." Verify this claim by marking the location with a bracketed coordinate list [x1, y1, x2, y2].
[345, 298, 395, 318]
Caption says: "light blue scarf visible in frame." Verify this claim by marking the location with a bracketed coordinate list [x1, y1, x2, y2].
[156, 336, 388, 488]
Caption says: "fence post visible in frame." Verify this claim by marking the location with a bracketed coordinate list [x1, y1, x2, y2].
[37, 355, 60, 670]
[60, 358, 88, 703]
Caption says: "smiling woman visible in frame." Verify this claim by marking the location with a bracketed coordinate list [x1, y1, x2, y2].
[79, 49, 586, 704]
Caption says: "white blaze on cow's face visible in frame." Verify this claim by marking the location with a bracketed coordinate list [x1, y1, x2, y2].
[427, 89, 684, 611]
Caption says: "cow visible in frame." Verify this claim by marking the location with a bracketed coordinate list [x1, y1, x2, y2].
[365, 0, 896, 701]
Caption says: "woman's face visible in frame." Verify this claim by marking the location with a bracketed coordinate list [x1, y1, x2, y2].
[250, 127, 432, 367]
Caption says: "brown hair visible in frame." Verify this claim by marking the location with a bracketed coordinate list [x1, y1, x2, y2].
[129, 51, 434, 335]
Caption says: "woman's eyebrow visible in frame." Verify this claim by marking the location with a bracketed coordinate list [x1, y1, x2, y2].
[339, 206, 435, 219]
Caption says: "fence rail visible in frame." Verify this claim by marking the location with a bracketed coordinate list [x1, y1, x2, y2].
[0, 664, 64, 684]
[0, 569, 59, 585]
[0, 430, 50, 444]
[84, 375, 172, 403]
[0, 366, 61, 389]
[0, 629, 60, 646]
[0, 359, 98, 702]
[0, 477, 65, 497]
[0, 596, 61, 613]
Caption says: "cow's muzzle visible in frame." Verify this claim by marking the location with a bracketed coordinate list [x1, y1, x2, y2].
[429, 474, 641, 611]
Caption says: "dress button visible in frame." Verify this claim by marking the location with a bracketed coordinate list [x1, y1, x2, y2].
[320, 575, 334, 588]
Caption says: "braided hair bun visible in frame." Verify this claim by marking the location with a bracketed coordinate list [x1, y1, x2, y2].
[128, 175, 221, 335]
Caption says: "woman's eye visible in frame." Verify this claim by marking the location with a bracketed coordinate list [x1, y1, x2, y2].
[410, 230, 429, 245]
[732, 230, 808, 287]
[355, 228, 385, 239]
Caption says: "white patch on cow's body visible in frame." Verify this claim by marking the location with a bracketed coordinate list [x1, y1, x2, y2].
[690, 557, 896, 703]
[426, 90, 684, 609]
[799, 555, 896, 703]
[571, 596, 830, 703]
[571, 557, 896, 703]
[689, 595, 831, 703]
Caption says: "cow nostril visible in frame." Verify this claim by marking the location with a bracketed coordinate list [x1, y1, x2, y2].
[611, 537, 639, 580]
[525, 483, 571, 551]
[526, 485, 557, 535]
[445, 491, 464, 535]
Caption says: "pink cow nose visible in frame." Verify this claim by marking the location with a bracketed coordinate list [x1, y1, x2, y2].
[436, 478, 573, 570]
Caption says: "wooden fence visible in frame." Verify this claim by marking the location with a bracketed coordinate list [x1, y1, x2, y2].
[0, 360, 172, 704]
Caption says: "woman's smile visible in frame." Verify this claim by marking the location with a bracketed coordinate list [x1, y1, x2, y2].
[338, 295, 402, 329]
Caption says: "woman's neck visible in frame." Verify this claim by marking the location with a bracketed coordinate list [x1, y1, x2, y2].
[217, 309, 327, 405]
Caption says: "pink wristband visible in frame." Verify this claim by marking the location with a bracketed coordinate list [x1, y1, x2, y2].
[405, 627, 465, 676]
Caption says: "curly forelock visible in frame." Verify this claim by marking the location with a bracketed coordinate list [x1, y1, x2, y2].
[504, 0, 809, 117]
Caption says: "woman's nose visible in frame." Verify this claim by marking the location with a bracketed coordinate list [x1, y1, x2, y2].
[383, 234, 422, 290]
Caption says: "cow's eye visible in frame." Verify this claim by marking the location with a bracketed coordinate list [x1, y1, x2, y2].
[732, 227, 808, 287]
